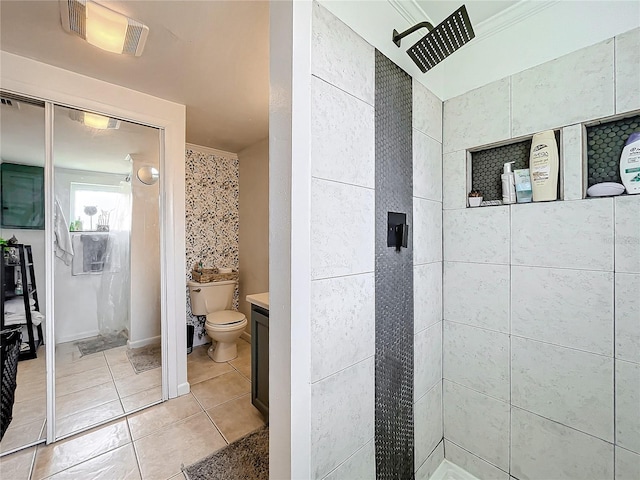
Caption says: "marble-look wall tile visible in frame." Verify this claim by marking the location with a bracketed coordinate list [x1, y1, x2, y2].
[615, 273, 640, 364]
[415, 322, 442, 400]
[443, 207, 510, 264]
[415, 383, 443, 468]
[443, 322, 509, 401]
[615, 27, 640, 114]
[413, 129, 442, 202]
[185, 148, 239, 343]
[323, 439, 375, 480]
[444, 262, 509, 333]
[444, 441, 509, 480]
[311, 77, 374, 189]
[615, 195, 640, 274]
[511, 39, 614, 137]
[616, 447, 640, 480]
[310, 273, 375, 382]
[562, 124, 585, 201]
[443, 78, 511, 154]
[414, 198, 443, 265]
[414, 262, 442, 334]
[311, 2, 374, 105]
[511, 266, 614, 356]
[413, 79, 442, 142]
[310, 179, 374, 279]
[616, 360, 640, 454]
[416, 441, 444, 479]
[311, 358, 374, 478]
[442, 150, 468, 210]
[443, 381, 510, 471]
[511, 198, 614, 271]
[511, 337, 614, 442]
[511, 407, 614, 480]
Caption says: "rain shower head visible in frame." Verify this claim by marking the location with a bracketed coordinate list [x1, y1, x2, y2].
[393, 4, 475, 73]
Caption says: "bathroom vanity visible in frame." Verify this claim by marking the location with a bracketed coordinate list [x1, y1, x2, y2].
[246, 292, 269, 418]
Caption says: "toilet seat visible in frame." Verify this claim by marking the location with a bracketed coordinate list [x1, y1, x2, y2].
[205, 310, 246, 327]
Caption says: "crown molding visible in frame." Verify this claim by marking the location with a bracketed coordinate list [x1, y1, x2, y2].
[388, 0, 432, 26]
[185, 142, 238, 159]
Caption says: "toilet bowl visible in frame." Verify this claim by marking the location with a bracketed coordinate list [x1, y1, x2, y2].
[187, 279, 247, 362]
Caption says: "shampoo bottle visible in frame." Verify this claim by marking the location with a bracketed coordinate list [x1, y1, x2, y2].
[530, 130, 559, 202]
[501, 161, 516, 204]
[620, 132, 640, 194]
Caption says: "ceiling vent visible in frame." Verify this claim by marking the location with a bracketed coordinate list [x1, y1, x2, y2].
[59, 0, 149, 56]
[0, 98, 21, 109]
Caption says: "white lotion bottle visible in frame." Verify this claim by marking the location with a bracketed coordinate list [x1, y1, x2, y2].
[501, 161, 517, 204]
[620, 132, 640, 194]
[530, 130, 559, 202]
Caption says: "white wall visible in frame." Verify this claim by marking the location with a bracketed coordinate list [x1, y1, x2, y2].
[441, 28, 640, 479]
[238, 137, 269, 330]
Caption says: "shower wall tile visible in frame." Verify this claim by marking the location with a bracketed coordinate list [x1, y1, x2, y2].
[415, 441, 444, 479]
[561, 124, 585, 201]
[311, 76, 375, 189]
[413, 129, 442, 202]
[443, 381, 510, 471]
[442, 78, 511, 154]
[413, 262, 442, 334]
[414, 383, 443, 468]
[310, 178, 374, 279]
[323, 440, 376, 480]
[185, 147, 240, 343]
[444, 262, 509, 333]
[310, 273, 375, 382]
[616, 447, 640, 480]
[511, 407, 614, 480]
[414, 322, 442, 400]
[615, 273, 640, 364]
[511, 198, 614, 271]
[413, 198, 443, 265]
[511, 266, 614, 356]
[442, 150, 468, 210]
[511, 39, 615, 137]
[413, 79, 442, 142]
[615, 27, 640, 114]
[615, 195, 640, 274]
[616, 360, 640, 454]
[310, 357, 374, 479]
[311, 2, 374, 105]
[443, 322, 509, 401]
[444, 441, 509, 480]
[443, 207, 510, 264]
[511, 337, 614, 442]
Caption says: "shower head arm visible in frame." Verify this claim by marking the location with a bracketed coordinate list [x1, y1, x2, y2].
[392, 22, 434, 47]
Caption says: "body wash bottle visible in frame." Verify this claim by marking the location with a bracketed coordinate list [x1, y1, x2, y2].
[530, 130, 559, 202]
[620, 132, 640, 194]
[501, 161, 516, 204]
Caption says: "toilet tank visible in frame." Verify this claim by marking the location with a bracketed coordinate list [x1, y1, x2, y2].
[187, 280, 236, 315]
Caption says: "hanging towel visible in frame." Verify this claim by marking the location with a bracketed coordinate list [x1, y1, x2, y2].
[54, 197, 74, 265]
[81, 234, 109, 272]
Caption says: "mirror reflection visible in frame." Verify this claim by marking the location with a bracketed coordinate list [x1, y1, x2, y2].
[52, 105, 162, 438]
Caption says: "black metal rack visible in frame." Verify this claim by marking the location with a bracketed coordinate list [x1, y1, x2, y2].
[1, 244, 44, 360]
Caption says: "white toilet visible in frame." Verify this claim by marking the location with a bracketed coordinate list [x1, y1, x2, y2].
[187, 279, 247, 362]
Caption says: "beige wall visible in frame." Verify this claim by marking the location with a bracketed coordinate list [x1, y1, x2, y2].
[238, 137, 269, 332]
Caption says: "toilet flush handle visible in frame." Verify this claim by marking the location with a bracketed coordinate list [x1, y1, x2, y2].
[192, 288, 201, 292]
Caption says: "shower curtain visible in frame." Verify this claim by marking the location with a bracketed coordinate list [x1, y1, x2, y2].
[96, 181, 131, 336]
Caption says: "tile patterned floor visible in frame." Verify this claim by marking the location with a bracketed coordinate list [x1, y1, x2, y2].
[0, 339, 266, 480]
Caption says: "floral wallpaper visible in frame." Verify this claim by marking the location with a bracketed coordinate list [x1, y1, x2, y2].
[185, 147, 239, 345]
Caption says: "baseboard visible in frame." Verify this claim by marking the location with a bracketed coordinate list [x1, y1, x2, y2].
[128, 335, 161, 349]
[240, 331, 251, 343]
[177, 382, 191, 396]
[56, 329, 100, 344]
[429, 460, 479, 480]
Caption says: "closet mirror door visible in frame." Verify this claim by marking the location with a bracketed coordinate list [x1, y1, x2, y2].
[53, 105, 162, 439]
[0, 94, 47, 454]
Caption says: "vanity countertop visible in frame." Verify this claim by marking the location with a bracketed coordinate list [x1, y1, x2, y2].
[246, 292, 269, 310]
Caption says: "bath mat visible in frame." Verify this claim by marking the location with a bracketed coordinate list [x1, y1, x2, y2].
[75, 332, 127, 356]
[126, 344, 161, 374]
[183, 426, 268, 480]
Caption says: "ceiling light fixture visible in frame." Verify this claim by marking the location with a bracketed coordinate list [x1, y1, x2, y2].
[70, 110, 121, 130]
[59, 0, 149, 56]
